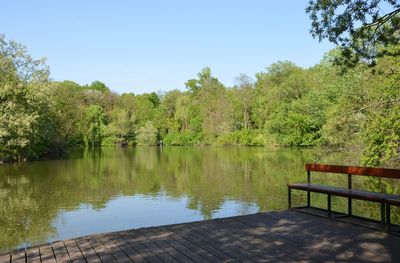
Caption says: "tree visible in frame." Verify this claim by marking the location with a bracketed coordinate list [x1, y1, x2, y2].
[132, 94, 156, 125]
[175, 95, 191, 131]
[145, 92, 160, 107]
[360, 48, 400, 166]
[86, 81, 109, 92]
[191, 68, 233, 142]
[185, 67, 213, 93]
[306, 0, 400, 61]
[83, 105, 106, 147]
[233, 74, 254, 130]
[50, 81, 86, 146]
[136, 121, 158, 145]
[0, 35, 54, 161]
[103, 108, 135, 146]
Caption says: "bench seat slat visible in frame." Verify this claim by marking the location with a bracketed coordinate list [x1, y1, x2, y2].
[288, 183, 400, 203]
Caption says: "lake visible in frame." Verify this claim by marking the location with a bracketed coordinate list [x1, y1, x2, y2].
[0, 146, 396, 251]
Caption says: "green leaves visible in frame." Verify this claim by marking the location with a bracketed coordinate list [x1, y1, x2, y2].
[137, 121, 158, 146]
[0, 33, 399, 168]
[83, 105, 106, 147]
[0, 36, 54, 161]
[306, 0, 400, 62]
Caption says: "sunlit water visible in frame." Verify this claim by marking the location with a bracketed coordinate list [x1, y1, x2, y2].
[0, 147, 397, 251]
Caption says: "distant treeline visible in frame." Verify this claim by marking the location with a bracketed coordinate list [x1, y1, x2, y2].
[0, 35, 399, 166]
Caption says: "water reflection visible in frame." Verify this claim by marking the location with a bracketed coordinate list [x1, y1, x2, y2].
[0, 147, 398, 251]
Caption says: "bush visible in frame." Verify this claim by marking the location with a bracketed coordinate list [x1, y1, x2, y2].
[215, 130, 266, 146]
[136, 121, 158, 145]
[163, 131, 202, 146]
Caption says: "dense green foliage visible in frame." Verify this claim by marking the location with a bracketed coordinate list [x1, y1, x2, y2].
[306, 0, 400, 62]
[0, 34, 399, 167]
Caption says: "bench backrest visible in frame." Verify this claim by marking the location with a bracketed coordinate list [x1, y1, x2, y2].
[305, 163, 400, 179]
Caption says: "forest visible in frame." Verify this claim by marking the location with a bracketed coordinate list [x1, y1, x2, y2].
[1, 1, 400, 167]
[0, 34, 398, 167]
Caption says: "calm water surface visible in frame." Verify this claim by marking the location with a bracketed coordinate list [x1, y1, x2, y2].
[0, 147, 395, 251]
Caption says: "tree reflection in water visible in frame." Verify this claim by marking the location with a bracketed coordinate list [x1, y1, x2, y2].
[0, 147, 398, 251]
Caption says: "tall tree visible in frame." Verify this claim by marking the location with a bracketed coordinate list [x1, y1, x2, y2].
[233, 74, 254, 130]
[0, 35, 54, 161]
[83, 105, 106, 147]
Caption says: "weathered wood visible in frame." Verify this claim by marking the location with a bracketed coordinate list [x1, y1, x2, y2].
[110, 233, 147, 263]
[132, 228, 195, 263]
[136, 238, 177, 263]
[169, 223, 251, 262]
[152, 228, 221, 263]
[38, 244, 56, 263]
[0, 252, 10, 263]
[63, 240, 85, 263]
[291, 163, 400, 228]
[51, 241, 71, 263]
[120, 230, 177, 263]
[87, 235, 116, 262]
[232, 213, 332, 261]
[25, 247, 41, 263]
[97, 234, 133, 263]
[161, 236, 209, 263]
[2, 211, 400, 262]
[11, 248, 25, 263]
[206, 218, 297, 262]
[305, 163, 400, 178]
[187, 220, 262, 261]
[288, 183, 393, 202]
[75, 238, 101, 263]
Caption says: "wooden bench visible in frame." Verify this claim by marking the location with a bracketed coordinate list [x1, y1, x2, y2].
[288, 163, 400, 231]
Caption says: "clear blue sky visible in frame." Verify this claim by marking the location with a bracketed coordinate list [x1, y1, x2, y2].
[1, 0, 333, 94]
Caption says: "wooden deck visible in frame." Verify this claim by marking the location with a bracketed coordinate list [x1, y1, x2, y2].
[1, 210, 400, 263]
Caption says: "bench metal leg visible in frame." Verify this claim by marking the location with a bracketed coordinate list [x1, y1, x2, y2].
[307, 191, 311, 207]
[327, 194, 332, 218]
[386, 204, 391, 232]
[380, 203, 385, 226]
[288, 188, 292, 209]
[348, 197, 352, 216]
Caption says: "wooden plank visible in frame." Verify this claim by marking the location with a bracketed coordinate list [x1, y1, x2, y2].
[39, 245, 56, 263]
[143, 227, 221, 263]
[97, 234, 133, 263]
[136, 237, 179, 263]
[130, 229, 194, 263]
[161, 235, 212, 263]
[63, 240, 86, 263]
[186, 221, 255, 260]
[117, 230, 167, 263]
[288, 183, 389, 202]
[305, 163, 400, 178]
[168, 234, 220, 262]
[51, 241, 71, 262]
[228, 215, 315, 261]
[187, 220, 276, 262]
[202, 218, 292, 262]
[75, 238, 101, 263]
[166, 223, 242, 262]
[130, 227, 204, 263]
[11, 248, 25, 263]
[3, 211, 400, 262]
[25, 247, 41, 263]
[0, 252, 11, 263]
[87, 235, 116, 263]
[108, 233, 147, 263]
[162, 226, 224, 261]
[235, 212, 343, 262]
